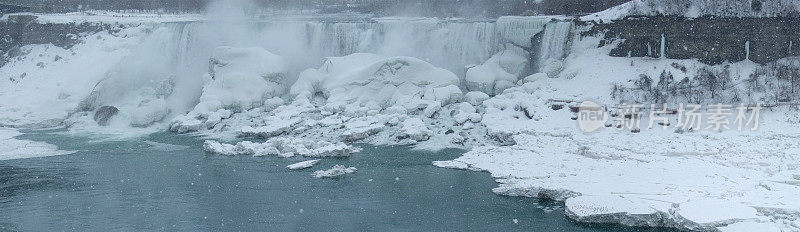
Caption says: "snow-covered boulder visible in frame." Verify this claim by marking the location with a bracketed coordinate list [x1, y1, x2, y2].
[170, 46, 286, 133]
[464, 91, 490, 106]
[290, 53, 461, 112]
[399, 118, 432, 142]
[465, 45, 529, 96]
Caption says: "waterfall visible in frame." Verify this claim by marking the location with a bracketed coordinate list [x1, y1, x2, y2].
[157, 17, 565, 77]
[745, 40, 751, 61]
[538, 21, 573, 67]
[660, 34, 666, 59]
[96, 16, 574, 118]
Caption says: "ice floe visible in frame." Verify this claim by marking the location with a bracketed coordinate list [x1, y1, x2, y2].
[313, 165, 357, 178]
[287, 160, 320, 170]
[0, 128, 75, 161]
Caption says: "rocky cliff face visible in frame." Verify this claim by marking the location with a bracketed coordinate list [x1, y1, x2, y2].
[0, 15, 113, 66]
[587, 16, 800, 65]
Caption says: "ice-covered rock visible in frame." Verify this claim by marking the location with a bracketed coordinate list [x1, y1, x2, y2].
[464, 91, 490, 106]
[262, 97, 285, 112]
[341, 118, 386, 142]
[423, 103, 442, 118]
[129, 99, 169, 127]
[423, 85, 463, 106]
[287, 160, 320, 170]
[465, 45, 528, 96]
[540, 59, 563, 78]
[171, 46, 286, 132]
[290, 53, 460, 112]
[313, 165, 357, 178]
[94, 106, 119, 126]
[400, 118, 432, 142]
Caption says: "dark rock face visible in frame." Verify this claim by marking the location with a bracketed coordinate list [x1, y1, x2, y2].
[94, 106, 119, 126]
[586, 16, 800, 65]
[0, 15, 116, 65]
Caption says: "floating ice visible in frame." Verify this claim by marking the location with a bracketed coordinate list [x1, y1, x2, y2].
[313, 165, 357, 178]
[0, 128, 75, 161]
[287, 160, 320, 170]
[203, 138, 361, 158]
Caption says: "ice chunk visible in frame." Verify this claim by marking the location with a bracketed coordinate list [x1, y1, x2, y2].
[423, 103, 441, 118]
[341, 119, 385, 142]
[287, 160, 320, 170]
[313, 165, 357, 178]
[400, 118, 432, 142]
[465, 45, 528, 96]
[464, 91, 490, 106]
[203, 140, 237, 156]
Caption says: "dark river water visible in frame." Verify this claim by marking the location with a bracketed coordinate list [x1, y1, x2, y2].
[0, 131, 675, 231]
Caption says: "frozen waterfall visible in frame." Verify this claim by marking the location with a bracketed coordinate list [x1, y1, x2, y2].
[537, 21, 573, 67]
[162, 16, 573, 78]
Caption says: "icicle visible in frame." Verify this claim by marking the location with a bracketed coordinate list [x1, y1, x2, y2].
[745, 41, 751, 61]
[790, 40, 793, 56]
[647, 42, 652, 57]
[660, 34, 666, 59]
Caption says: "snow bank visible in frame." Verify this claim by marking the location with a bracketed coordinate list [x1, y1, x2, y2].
[203, 138, 361, 158]
[171, 46, 287, 133]
[313, 165, 357, 178]
[434, 36, 800, 231]
[290, 53, 461, 112]
[0, 128, 75, 161]
[465, 45, 528, 96]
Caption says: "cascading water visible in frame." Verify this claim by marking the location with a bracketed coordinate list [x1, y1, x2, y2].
[537, 21, 573, 67]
